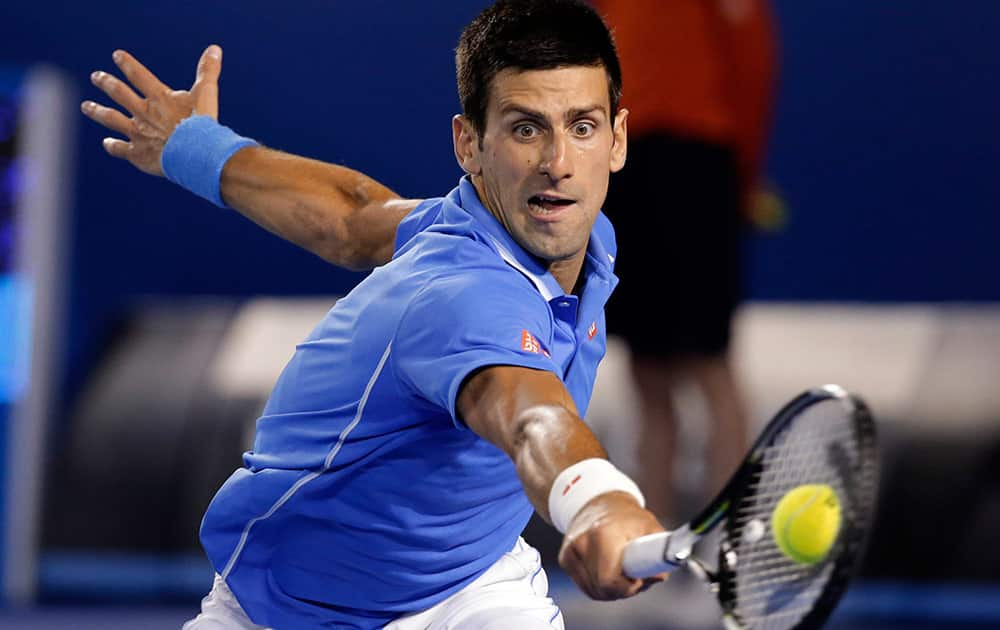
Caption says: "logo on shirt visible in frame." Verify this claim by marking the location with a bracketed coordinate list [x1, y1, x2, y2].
[587, 321, 598, 340]
[521, 330, 550, 357]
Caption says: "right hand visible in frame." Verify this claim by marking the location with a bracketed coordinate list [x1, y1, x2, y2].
[557, 491, 669, 601]
[81, 45, 223, 177]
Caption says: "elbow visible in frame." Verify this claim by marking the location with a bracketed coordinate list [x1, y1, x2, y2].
[311, 213, 372, 271]
[320, 239, 383, 272]
[315, 238, 369, 271]
[315, 200, 394, 271]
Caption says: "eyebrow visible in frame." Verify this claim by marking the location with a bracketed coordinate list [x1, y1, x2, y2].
[499, 104, 608, 123]
[565, 105, 607, 121]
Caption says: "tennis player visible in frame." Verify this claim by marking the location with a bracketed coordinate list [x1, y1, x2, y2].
[82, 1, 666, 627]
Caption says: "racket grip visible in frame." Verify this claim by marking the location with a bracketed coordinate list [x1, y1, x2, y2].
[622, 532, 679, 578]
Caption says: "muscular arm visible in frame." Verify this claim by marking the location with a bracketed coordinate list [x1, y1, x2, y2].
[457, 365, 665, 599]
[220, 148, 418, 270]
[82, 46, 414, 270]
[458, 365, 606, 520]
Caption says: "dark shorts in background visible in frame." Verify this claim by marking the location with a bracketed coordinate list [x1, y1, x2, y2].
[604, 132, 743, 359]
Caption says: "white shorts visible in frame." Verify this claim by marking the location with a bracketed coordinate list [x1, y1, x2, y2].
[183, 538, 565, 630]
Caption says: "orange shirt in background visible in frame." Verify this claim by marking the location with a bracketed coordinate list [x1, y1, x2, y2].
[593, 0, 778, 199]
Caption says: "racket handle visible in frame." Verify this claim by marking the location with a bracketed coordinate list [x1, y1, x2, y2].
[623, 525, 697, 578]
[622, 532, 679, 578]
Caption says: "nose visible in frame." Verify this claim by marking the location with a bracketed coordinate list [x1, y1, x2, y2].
[539, 131, 573, 182]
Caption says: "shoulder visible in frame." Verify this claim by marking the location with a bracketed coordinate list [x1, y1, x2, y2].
[394, 197, 447, 253]
[405, 263, 551, 328]
[390, 260, 559, 423]
[390, 250, 555, 366]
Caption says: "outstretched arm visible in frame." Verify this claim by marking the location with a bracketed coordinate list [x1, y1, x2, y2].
[81, 45, 413, 270]
[218, 148, 417, 269]
[457, 365, 667, 601]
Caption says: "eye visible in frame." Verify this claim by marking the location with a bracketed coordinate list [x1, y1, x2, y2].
[572, 122, 595, 137]
[514, 124, 539, 139]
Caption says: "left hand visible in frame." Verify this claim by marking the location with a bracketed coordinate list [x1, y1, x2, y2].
[81, 45, 223, 176]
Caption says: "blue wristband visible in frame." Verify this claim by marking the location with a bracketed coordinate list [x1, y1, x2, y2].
[160, 115, 259, 208]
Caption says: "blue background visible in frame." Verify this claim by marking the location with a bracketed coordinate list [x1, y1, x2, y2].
[0, 0, 997, 402]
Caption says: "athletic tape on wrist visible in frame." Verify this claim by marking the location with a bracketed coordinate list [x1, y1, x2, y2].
[547, 458, 645, 534]
[160, 115, 259, 208]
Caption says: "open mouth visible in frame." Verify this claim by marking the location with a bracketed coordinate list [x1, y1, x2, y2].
[528, 194, 575, 215]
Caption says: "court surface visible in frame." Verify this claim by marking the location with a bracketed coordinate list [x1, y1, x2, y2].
[0, 576, 996, 629]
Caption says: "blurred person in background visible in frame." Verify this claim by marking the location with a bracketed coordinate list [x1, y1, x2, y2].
[593, 0, 779, 523]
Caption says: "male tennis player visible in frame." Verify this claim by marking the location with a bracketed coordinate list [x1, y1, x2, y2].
[82, 1, 666, 627]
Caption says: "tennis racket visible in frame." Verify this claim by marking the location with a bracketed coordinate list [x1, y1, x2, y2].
[623, 384, 879, 630]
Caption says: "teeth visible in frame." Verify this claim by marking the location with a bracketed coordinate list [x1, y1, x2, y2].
[528, 195, 573, 215]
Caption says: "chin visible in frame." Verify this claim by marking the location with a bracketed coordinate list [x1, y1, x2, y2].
[532, 243, 578, 263]
[518, 228, 587, 262]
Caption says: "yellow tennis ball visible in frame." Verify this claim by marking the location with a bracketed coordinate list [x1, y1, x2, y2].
[771, 484, 841, 565]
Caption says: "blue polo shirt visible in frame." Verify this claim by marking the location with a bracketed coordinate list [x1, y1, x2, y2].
[199, 177, 618, 629]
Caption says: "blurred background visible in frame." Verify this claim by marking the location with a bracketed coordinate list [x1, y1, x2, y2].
[1, 0, 999, 628]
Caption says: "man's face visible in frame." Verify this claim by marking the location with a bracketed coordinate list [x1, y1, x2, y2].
[453, 66, 627, 276]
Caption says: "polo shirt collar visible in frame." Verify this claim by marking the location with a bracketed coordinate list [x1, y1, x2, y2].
[455, 176, 613, 300]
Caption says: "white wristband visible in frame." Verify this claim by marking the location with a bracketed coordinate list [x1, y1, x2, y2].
[547, 458, 645, 534]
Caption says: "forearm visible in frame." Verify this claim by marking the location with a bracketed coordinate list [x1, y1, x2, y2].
[509, 403, 609, 523]
[457, 366, 622, 524]
[458, 363, 660, 599]
[221, 146, 402, 270]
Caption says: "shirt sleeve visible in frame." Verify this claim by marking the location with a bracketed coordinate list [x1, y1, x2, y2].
[392, 268, 558, 427]
[394, 198, 444, 254]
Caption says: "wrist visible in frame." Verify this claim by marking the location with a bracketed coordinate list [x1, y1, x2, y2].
[160, 115, 259, 208]
[547, 458, 645, 534]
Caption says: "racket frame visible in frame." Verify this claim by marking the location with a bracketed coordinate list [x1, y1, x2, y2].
[622, 384, 879, 630]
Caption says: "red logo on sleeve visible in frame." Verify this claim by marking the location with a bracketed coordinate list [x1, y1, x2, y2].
[520, 330, 550, 357]
[587, 321, 598, 340]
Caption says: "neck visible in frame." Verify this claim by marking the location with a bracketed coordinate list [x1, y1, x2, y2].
[550, 255, 586, 296]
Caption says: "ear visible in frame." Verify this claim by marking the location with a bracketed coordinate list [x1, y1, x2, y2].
[452, 115, 482, 175]
[609, 107, 628, 173]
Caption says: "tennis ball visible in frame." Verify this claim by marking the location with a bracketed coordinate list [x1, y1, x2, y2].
[771, 484, 841, 565]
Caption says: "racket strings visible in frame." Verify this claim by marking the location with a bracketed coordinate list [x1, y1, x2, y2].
[723, 399, 876, 629]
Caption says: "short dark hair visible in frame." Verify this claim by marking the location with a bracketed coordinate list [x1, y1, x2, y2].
[456, 0, 622, 137]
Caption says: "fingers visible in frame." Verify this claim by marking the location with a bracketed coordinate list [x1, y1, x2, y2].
[90, 70, 145, 116]
[638, 575, 667, 594]
[80, 96, 136, 162]
[84, 49, 198, 178]
[192, 45, 222, 118]
[559, 533, 645, 601]
[559, 540, 602, 600]
[112, 49, 171, 98]
[596, 559, 645, 600]
[81, 100, 132, 137]
[101, 137, 132, 160]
